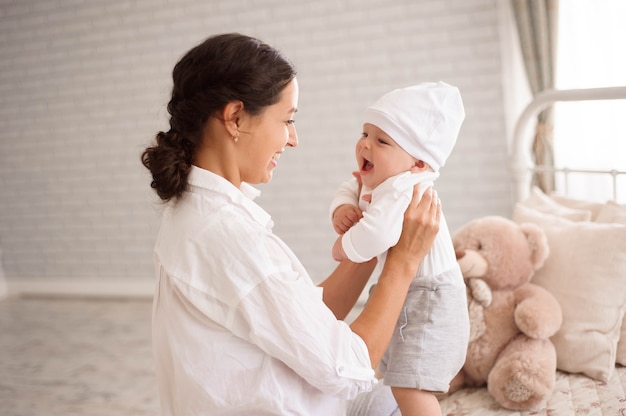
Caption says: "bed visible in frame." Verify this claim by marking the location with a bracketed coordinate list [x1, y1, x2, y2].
[419, 86, 626, 415]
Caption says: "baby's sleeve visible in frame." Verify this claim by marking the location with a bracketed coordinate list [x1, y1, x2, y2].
[341, 187, 410, 263]
[329, 178, 360, 223]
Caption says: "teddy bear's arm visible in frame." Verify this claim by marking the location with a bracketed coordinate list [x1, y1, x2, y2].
[513, 283, 563, 339]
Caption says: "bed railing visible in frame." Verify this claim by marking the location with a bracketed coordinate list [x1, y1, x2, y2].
[509, 86, 626, 203]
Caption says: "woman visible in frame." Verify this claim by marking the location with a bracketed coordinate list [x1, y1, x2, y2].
[141, 32, 441, 415]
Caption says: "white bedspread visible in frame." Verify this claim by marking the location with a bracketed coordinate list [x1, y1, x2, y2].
[436, 366, 626, 415]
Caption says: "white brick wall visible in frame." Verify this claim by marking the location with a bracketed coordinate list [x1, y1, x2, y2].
[0, 0, 513, 293]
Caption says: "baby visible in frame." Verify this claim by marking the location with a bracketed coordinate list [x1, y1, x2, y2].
[330, 82, 470, 416]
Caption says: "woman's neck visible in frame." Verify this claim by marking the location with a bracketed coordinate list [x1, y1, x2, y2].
[193, 141, 242, 188]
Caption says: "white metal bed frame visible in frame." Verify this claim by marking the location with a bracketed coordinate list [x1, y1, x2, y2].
[509, 85, 626, 203]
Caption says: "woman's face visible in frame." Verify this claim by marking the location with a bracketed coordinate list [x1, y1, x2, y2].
[356, 123, 417, 189]
[238, 78, 299, 184]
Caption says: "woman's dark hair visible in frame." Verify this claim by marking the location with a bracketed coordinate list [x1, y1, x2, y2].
[141, 33, 297, 202]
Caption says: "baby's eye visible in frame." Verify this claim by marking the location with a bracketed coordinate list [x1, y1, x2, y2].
[286, 119, 295, 125]
[377, 138, 389, 145]
[361, 132, 368, 138]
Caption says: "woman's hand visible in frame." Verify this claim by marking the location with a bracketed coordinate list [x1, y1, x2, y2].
[387, 185, 441, 270]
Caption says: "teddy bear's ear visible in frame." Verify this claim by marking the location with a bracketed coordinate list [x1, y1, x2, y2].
[519, 222, 550, 270]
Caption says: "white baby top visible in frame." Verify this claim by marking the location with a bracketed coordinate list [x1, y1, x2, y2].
[330, 171, 458, 276]
[152, 166, 376, 415]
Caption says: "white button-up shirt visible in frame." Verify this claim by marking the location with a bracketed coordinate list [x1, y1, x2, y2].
[152, 166, 376, 415]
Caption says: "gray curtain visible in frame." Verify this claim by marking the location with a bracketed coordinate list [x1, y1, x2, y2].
[511, 0, 559, 193]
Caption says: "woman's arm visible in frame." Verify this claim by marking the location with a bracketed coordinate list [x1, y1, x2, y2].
[319, 257, 377, 320]
[351, 186, 440, 368]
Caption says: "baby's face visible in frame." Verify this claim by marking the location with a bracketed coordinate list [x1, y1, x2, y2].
[355, 123, 417, 189]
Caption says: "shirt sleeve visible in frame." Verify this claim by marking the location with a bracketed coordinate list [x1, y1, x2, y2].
[329, 178, 360, 223]
[180, 220, 378, 400]
[229, 263, 377, 400]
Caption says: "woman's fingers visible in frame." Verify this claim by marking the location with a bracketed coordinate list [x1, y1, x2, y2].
[407, 186, 436, 218]
[404, 185, 441, 246]
[433, 190, 441, 221]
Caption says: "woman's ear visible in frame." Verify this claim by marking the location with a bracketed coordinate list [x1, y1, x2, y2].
[222, 101, 244, 139]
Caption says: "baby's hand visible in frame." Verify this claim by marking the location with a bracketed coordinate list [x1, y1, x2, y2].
[332, 204, 363, 234]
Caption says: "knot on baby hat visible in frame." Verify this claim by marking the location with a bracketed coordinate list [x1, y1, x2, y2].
[364, 81, 465, 171]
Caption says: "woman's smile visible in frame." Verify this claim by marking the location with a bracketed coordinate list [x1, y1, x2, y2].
[270, 151, 283, 167]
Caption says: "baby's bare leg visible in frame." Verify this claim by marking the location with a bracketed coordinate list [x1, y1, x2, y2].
[391, 387, 441, 416]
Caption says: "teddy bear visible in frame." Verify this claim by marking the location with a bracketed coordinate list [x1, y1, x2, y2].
[448, 216, 562, 411]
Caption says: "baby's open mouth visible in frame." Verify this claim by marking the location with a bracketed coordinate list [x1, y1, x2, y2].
[361, 159, 373, 172]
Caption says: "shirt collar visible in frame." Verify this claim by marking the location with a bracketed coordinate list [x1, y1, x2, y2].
[187, 166, 273, 228]
[363, 170, 440, 195]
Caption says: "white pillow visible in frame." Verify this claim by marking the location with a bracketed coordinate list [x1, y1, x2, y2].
[596, 201, 626, 224]
[549, 193, 605, 221]
[529, 192, 626, 365]
[513, 204, 626, 381]
[520, 187, 592, 221]
[594, 201, 626, 366]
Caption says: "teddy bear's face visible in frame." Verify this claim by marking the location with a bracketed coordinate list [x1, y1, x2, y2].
[452, 216, 549, 290]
